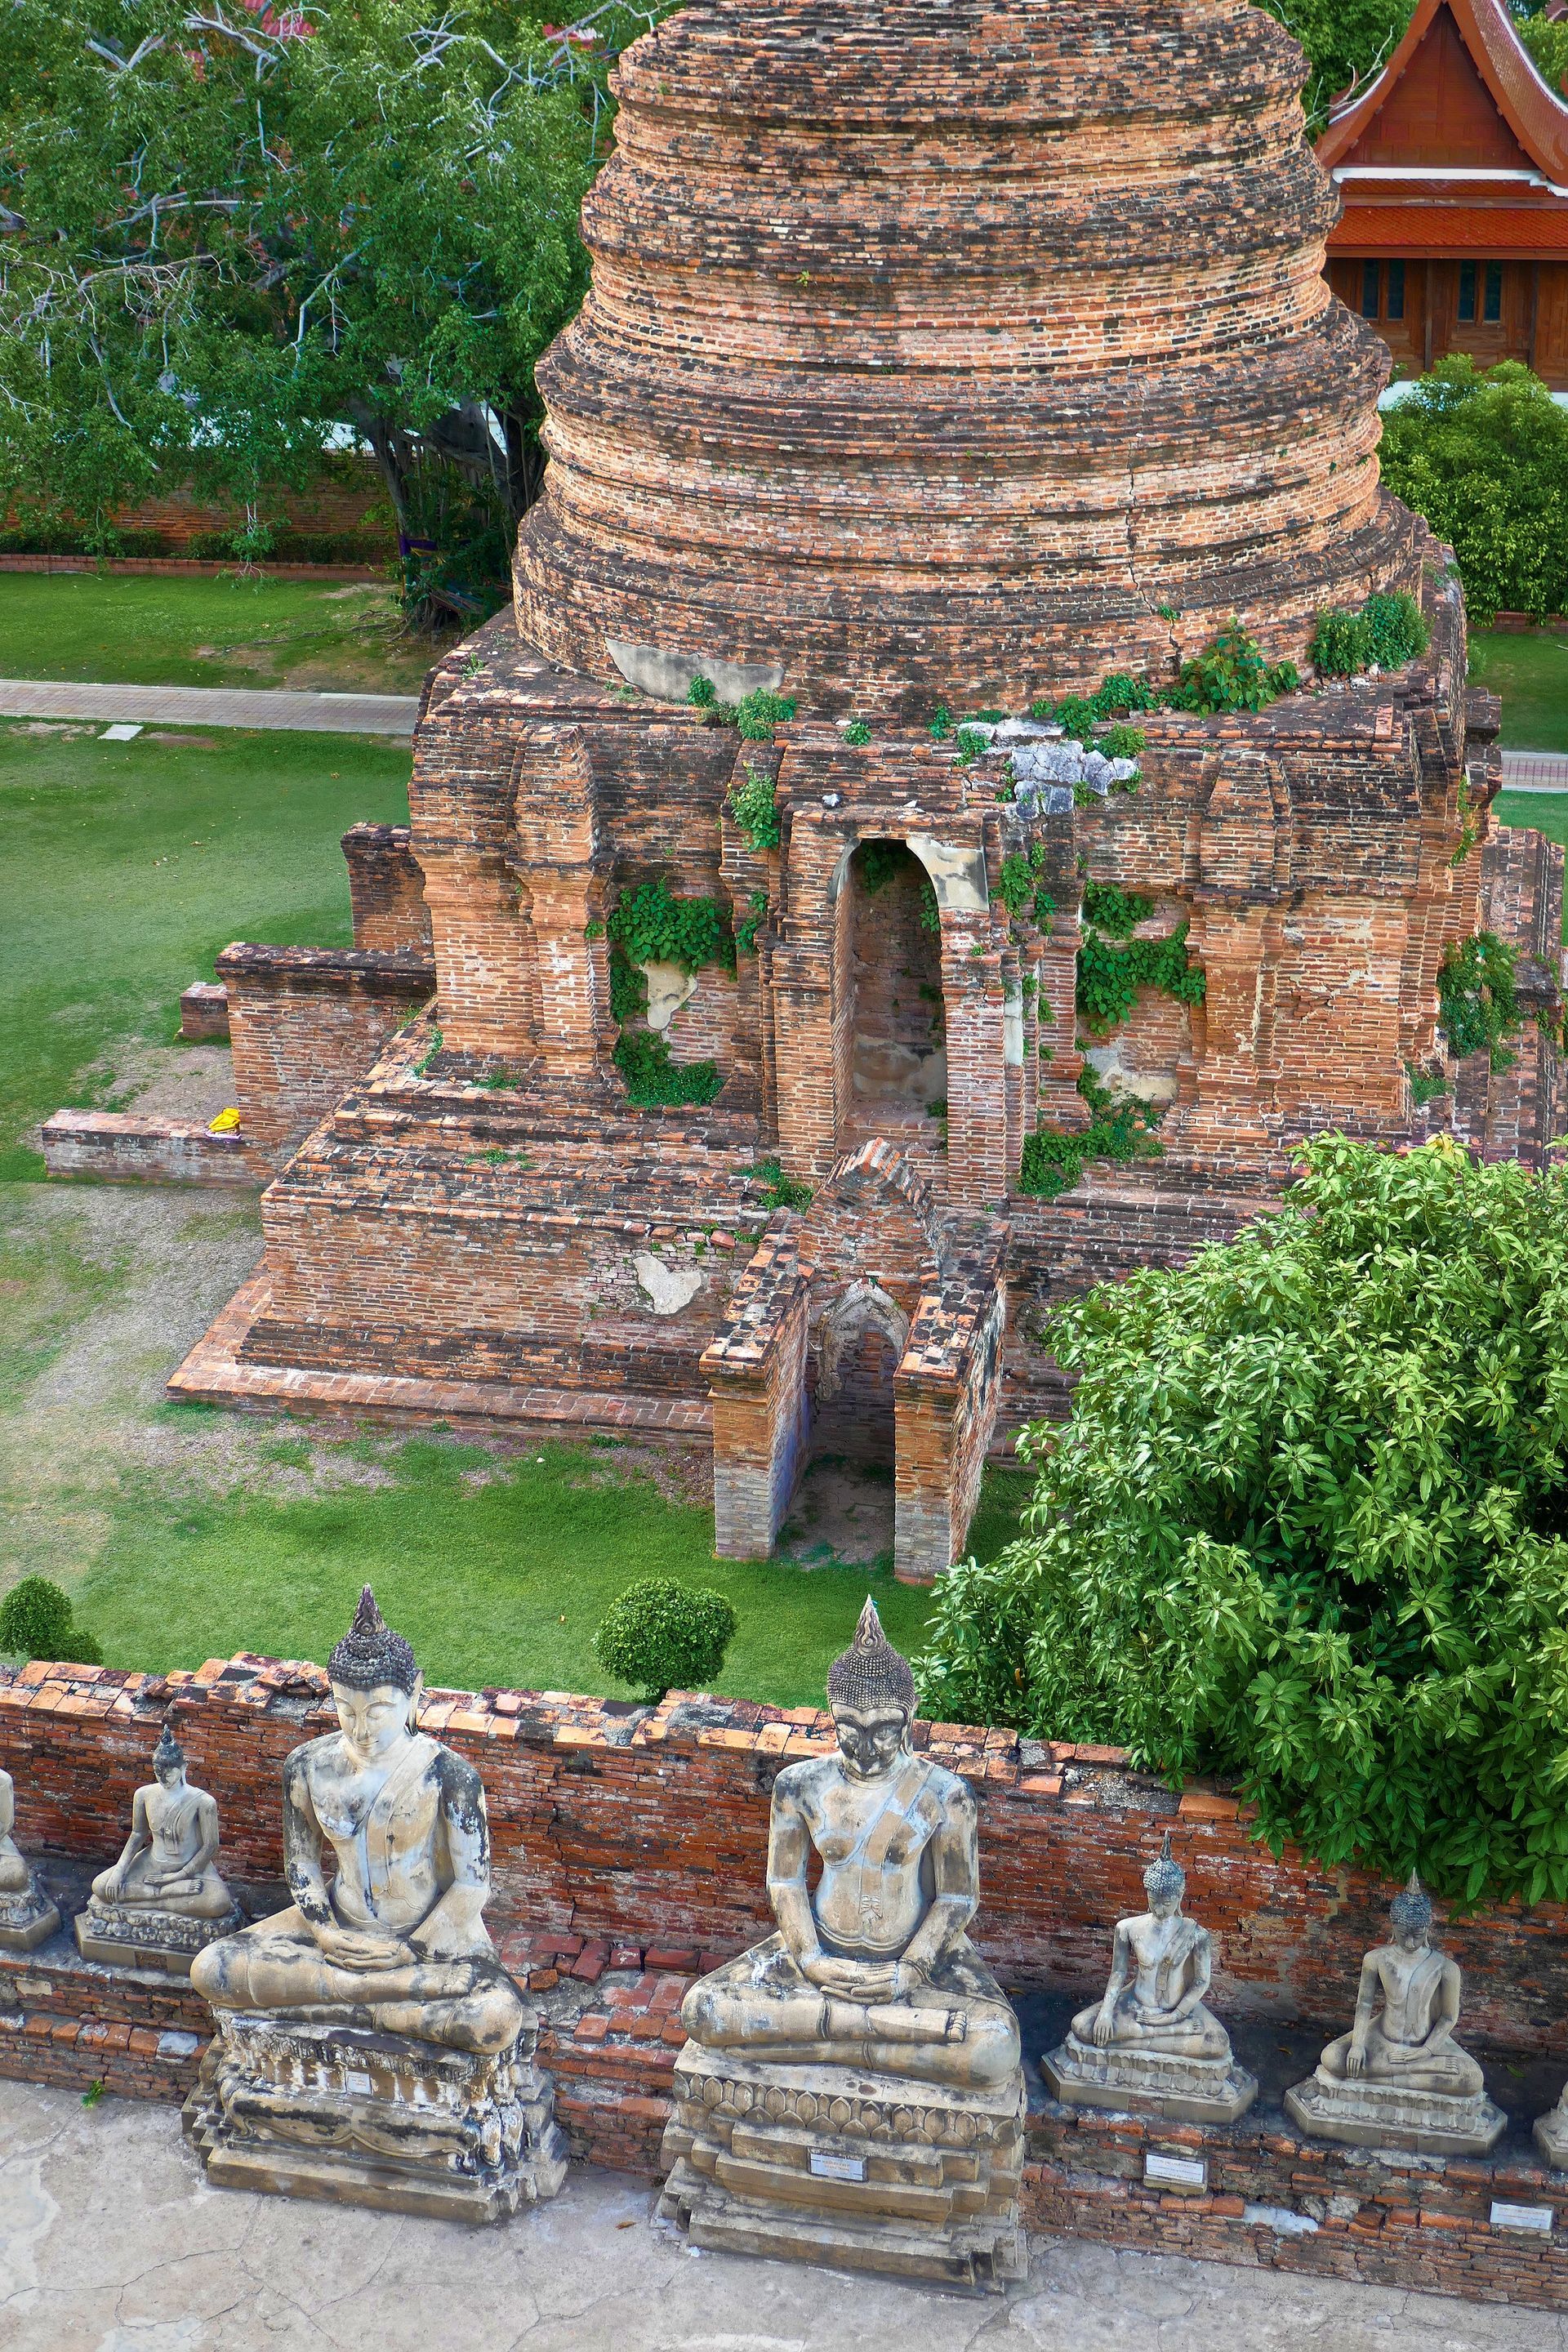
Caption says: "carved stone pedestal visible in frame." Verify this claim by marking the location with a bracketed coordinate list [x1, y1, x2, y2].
[183, 2011, 568, 2221]
[76, 1896, 243, 1979]
[1044, 2033, 1258, 2126]
[0, 1875, 60, 1953]
[1285, 2069, 1505, 2157]
[1534, 2096, 1568, 2170]
[657, 2044, 1027, 2293]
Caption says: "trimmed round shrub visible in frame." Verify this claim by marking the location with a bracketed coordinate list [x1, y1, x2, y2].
[917, 1135, 1568, 1904]
[593, 1578, 737, 1704]
[0, 1576, 102, 1665]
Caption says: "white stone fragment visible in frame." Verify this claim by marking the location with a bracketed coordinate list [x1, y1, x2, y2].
[633, 1253, 703, 1315]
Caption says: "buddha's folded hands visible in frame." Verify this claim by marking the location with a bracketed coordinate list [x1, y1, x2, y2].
[313, 1920, 415, 1971]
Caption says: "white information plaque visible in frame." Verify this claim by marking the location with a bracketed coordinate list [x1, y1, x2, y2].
[1490, 2201, 1553, 2235]
[808, 2149, 866, 2182]
[1145, 2152, 1207, 2190]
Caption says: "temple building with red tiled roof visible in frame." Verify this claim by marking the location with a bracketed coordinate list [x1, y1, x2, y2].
[1316, 0, 1568, 385]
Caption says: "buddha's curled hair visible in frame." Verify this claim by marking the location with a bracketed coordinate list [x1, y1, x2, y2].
[327, 1585, 420, 1695]
[826, 1596, 917, 1714]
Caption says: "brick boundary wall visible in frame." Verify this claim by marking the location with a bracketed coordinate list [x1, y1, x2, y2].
[8, 1659, 1568, 2306]
[40, 1112, 266, 1187]
[0, 556, 385, 581]
[6, 1655, 1568, 2052]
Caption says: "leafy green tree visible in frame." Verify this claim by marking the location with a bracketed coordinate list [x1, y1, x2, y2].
[1255, 0, 1415, 129]
[917, 1135, 1568, 1904]
[0, 1, 662, 611]
[1379, 359, 1568, 619]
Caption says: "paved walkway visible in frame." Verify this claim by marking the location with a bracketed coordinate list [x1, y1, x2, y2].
[1501, 752, 1568, 791]
[0, 678, 418, 736]
[1, 680, 1566, 772]
[2, 2081, 1564, 2352]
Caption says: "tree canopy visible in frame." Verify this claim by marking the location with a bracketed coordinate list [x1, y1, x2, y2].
[0, 1, 664, 605]
[1379, 358, 1568, 620]
[917, 1136, 1568, 1905]
[1255, 0, 1414, 129]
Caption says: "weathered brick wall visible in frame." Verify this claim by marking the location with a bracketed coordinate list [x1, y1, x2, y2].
[40, 1112, 265, 1189]
[342, 824, 434, 957]
[6, 461, 386, 555]
[219, 944, 435, 1160]
[7, 1655, 1568, 2060]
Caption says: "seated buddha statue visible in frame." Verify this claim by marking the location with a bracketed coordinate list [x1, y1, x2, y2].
[0, 1766, 32, 1901]
[1074, 1835, 1230, 2059]
[1286, 1874, 1503, 2154]
[190, 1587, 523, 2055]
[79, 1723, 237, 1961]
[0, 1763, 59, 1951]
[1043, 1834, 1255, 2121]
[678, 1597, 1019, 2091]
[1314, 1874, 1482, 2096]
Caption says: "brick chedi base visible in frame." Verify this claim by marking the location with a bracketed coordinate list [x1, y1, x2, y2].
[147, 0, 1566, 1578]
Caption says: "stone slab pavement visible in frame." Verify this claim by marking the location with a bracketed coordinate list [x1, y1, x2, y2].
[0, 679, 418, 736]
[2, 2082, 1565, 2352]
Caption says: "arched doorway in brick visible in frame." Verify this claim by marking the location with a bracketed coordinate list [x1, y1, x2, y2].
[842, 839, 945, 1155]
[809, 1278, 909, 1468]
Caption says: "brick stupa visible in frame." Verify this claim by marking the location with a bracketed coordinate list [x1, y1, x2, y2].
[175, 0, 1566, 1579]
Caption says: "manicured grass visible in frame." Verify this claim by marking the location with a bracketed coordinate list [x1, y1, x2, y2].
[0, 572, 449, 694]
[1494, 791, 1568, 858]
[0, 724, 411, 1177]
[71, 1428, 1031, 1706]
[1468, 630, 1568, 751]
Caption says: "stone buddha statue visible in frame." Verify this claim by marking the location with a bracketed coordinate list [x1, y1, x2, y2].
[77, 1723, 239, 1974]
[190, 1587, 523, 2052]
[1044, 1833, 1255, 2123]
[679, 1596, 1019, 2089]
[0, 1763, 60, 1953]
[659, 1599, 1027, 2290]
[185, 1588, 565, 2218]
[1286, 1874, 1504, 2155]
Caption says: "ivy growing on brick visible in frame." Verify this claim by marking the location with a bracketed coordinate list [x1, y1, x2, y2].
[608, 879, 736, 974]
[1076, 882, 1206, 1035]
[997, 842, 1056, 926]
[727, 764, 780, 851]
[613, 1031, 723, 1107]
[1016, 1068, 1165, 1199]
[735, 889, 768, 956]
[1437, 929, 1520, 1069]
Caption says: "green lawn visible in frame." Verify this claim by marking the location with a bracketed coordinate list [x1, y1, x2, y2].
[0, 572, 450, 695]
[1494, 790, 1568, 855]
[1469, 630, 1568, 751]
[65, 1425, 1029, 1705]
[0, 724, 411, 1178]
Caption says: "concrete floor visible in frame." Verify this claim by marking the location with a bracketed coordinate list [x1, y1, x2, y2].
[3, 2082, 1566, 2351]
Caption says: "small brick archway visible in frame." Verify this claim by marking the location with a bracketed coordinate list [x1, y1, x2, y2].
[702, 1141, 1008, 1583]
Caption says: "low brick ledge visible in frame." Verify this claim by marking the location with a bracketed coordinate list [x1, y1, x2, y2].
[167, 1268, 715, 1437]
[42, 1111, 267, 1187]
[216, 942, 436, 997]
